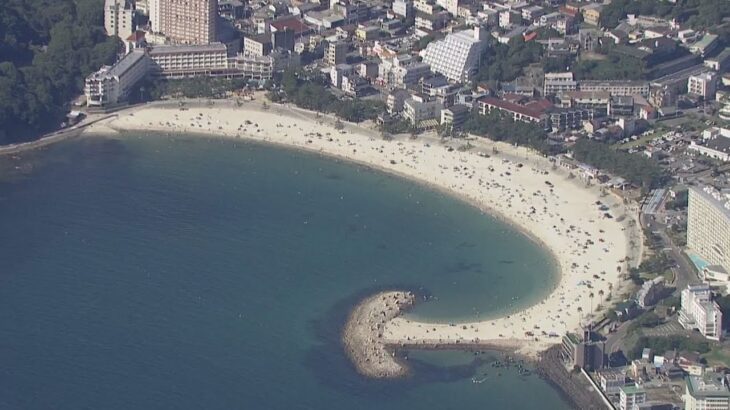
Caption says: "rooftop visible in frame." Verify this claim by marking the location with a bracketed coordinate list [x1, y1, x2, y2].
[106, 49, 146, 78]
[691, 185, 730, 219]
[686, 372, 730, 398]
[478, 97, 545, 119]
[620, 385, 645, 395]
[270, 17, 311, 34]
[149, 43, 227, 55]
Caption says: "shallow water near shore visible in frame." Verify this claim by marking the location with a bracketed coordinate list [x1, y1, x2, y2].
[0, 133, 568, 409]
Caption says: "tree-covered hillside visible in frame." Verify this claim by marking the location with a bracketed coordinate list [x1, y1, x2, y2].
[0, 0, 118, 144]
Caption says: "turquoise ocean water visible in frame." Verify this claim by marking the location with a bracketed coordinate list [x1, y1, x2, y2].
[0, 134, 568, 409]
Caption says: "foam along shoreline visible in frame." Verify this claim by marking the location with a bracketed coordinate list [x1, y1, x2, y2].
[85, 99, 642, 361]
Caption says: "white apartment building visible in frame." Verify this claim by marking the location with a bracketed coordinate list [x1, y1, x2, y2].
[330, 64, 353, 88]
[499, 10, 521, 28]
[148, 0, 162, 32]
[326, 41, 348, 66]
[392, 0, 414, 18]
[148, 43, 229, 78]
[378, 55, 431, 89]
[85, 50, 149, 107]
[436, 0, 459, 16]
[596, 369, 626, 400]
[544, 72, 577, 96]
[688, 72, 718, 100]
[403, 94, 442, 126]
[679, 283, 723, 341]
[578, 80, 650, 97]
[688, 185, 730, 274]
[689, 127, 730, 162]
[158, 0, 218, 45]
[619, 385, 646, 410]
[232, 50, 300, 81]
[105, 0, 135, 40]
[421, 27, 487, 83]
[684, 372, 730, 410]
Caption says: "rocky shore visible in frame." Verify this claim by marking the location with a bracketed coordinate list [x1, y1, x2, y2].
[342, 291, 415, 378]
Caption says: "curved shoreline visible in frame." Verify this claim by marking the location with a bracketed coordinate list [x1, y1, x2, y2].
[81, 98, 641, 360]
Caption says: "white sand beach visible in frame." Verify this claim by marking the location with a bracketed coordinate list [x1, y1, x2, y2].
[85, 98, 642, 358]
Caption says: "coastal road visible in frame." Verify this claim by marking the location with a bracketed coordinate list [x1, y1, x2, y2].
[641, 212, 698, 290]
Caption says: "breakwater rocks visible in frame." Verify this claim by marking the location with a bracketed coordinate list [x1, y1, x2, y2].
[342, 291, 415, 378]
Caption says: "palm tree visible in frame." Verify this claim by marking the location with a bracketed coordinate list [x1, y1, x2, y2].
[598, 289, 605, 308]
[589, 292, 595, 316]
[577, 306, 583, 319]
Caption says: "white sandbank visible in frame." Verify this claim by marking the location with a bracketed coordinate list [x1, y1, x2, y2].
[85, 99, 643, 358]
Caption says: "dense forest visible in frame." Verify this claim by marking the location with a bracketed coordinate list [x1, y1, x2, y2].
[0, 0, 118, 144]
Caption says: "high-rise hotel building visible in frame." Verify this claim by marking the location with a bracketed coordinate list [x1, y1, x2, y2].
[157, 0, 218, 45]
[688, 186, 730, 275]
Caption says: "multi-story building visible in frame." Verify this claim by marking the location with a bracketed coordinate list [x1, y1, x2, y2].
[544, 72, 577, 96]
[561, 326, 606, 371]
[619, 385, 645, 410]
[499, 10, 521, 28]
[85, 50, 149, 107]
[148, 0, 162, 32]
[392, 0, 414, 19]
[678, 283, 723, 341]
[649, 85, 676, 108]
[440, 104, 469, 129]
[608, 95, 634, 117]
[232, 49, 300, 80]
[688, 128, 730, 162]
[547, 107, 592, 131]
[421, 27, 487, 83]
[636, 276, 665, 308]
[355, 25, 380, 41]
[378, 55, 431, 89]
[596, 369, 626, 403]
[578, 80, 649, 97]
[581, 4, 602, 26]
[477, 97, 548, 129]
[688, 72, 718, 100]
[148, 43, 229, 78]
[403, 93, 442, 126]
[105, 0, 135, 40]
[326, 41, 348, 65]
[688, 185, 730, 274]
[684, 371, 730, 410]
[158, 0, 218, 45]
[244, 34, 273, 57]
[521, 5, 544, 22]
[558, 91, 610, 117]
[386, 88, 411, 114]
[436, 0, 459, 16]
[705, 48, 730, 72]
